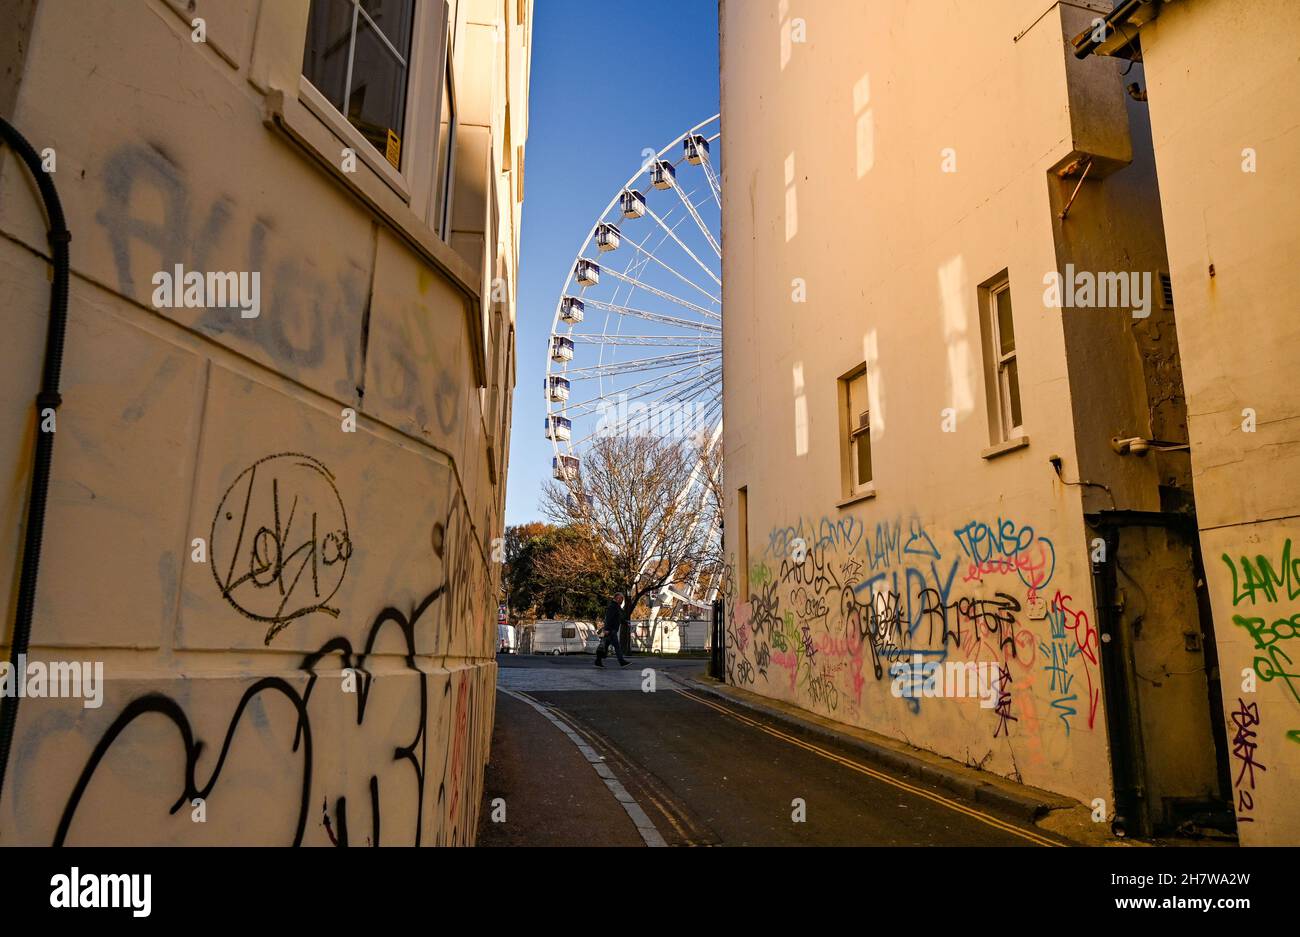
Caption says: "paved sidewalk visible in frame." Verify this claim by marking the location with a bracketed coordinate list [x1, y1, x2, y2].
[476, 690, 645, 847]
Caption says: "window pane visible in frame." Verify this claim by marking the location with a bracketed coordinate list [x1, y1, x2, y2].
[855, 430, 872, 486]
[431, 60, 455, 235]
[848, 372, 868, 419]
[1005, 357, 1023, 429]
[359, 0, 413, 58]
[302, 0, 354, 114]
[347, 18, 409, 165]
[996, 286, 1015, 355]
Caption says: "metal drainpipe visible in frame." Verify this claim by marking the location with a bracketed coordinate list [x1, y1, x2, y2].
[0, 115, 71, 821]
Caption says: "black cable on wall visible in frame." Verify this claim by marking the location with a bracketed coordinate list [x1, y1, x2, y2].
[0, 115, 71, 821]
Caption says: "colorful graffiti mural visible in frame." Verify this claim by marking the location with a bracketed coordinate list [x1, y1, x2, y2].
[724, 513, 1100, 788]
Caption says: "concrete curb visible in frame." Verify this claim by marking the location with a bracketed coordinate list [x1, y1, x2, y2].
[500, 688, 667, 846]
[669, 671, 1075, 825]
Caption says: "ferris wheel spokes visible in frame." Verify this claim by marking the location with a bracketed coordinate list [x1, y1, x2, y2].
[643, 205, 722, 286]
[544, 115, 724, 608]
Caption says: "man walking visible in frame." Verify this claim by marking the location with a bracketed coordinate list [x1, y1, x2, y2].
[595, 592, 631, 667]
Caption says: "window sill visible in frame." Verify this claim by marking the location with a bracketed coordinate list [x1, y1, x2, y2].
[263, 88, 487, 387]
[981, 436, 1030, 460]
[837, 485, 877, 509]
[298, 77, 412, 203]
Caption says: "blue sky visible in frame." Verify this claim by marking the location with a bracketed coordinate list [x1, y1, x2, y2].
[505, 0, 721, 526]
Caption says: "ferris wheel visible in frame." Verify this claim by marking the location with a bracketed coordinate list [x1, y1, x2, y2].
[544, 115, 723, 599]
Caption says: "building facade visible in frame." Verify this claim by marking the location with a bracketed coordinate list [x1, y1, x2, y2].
[720, 0, 1297, 844]
[1075, 0, 1300, 847]
[0, 0, 529, 845]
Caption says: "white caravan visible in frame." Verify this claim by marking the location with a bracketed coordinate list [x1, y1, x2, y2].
[528, 620, 596, 655]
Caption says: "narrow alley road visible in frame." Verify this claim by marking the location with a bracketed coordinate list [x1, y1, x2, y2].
[479, 654, 1067, 847]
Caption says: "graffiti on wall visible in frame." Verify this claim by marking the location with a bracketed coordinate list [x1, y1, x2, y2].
[95, 142, 469, 438]
[725, 513, 1097, 775]
[49, 454, 492, 846]
[55, 583, 477, 846]
[1224, 541, 1300, 607]
[1223, 540, 1300, 773]
[97, 144, 367, 386]
[12, 118, 497, 847]
[210, 453, 353, 644]
[954, 517, 1056, 590]
[1229, 697, 1265, 824]
[1040, 591, 1100, 734]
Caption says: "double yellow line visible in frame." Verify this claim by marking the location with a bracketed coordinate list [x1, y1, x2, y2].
[544, 699, 704, 846]
[673, 687, 1062, 847]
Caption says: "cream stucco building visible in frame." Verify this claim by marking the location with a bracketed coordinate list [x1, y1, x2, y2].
[721, 0, 1298, 844]
[0, 0, 529, 844]
[1074, 0, 1300, 847]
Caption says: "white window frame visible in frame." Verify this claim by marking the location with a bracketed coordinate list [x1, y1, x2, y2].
[850, 413, 872, 490]
[299, 0, 455, 236]
[840, 365, 874, 499]
[988, 278, 1023, 442]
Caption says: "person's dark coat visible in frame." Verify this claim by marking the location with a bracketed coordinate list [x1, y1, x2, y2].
[603, 599, 623, 634]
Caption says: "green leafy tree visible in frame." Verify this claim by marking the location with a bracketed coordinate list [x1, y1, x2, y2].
[504, 522, 617, 621]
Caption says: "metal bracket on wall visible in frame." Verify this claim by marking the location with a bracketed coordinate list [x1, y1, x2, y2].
[1058, 157, 1094, 220]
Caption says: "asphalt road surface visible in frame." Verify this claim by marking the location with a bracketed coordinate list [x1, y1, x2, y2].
[479, 653, 1065, 847]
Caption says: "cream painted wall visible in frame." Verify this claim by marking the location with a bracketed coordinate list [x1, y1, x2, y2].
[722, 0, 1115, 808]
[0, 0, 528, 845]
[1138, 0, 1300, 846]
[718, 0, 1223, 816]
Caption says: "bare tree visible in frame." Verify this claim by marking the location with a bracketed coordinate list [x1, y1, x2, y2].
[542, 434, 716, 652]
[695, 435, 725, 583]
